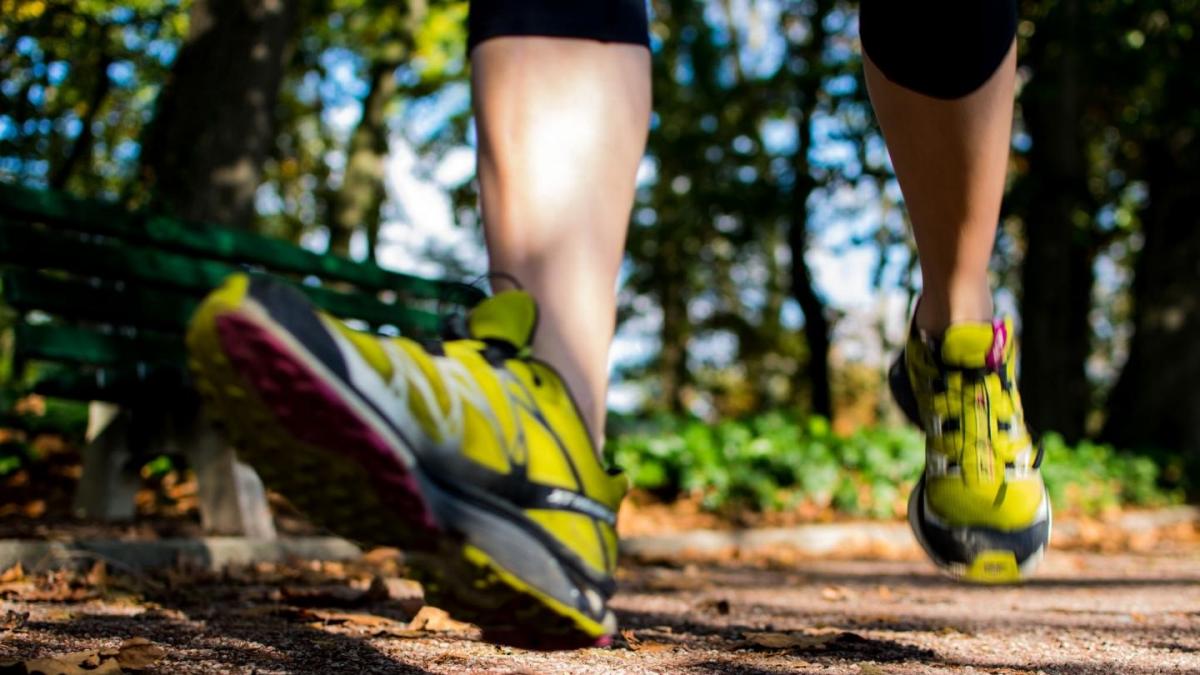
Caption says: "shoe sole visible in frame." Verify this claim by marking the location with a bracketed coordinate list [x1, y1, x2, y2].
[186, 276, 613, 649]
[907, 476, 1051, 584]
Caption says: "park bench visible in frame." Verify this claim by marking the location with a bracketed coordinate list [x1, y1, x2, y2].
[0, 182, 484, 538]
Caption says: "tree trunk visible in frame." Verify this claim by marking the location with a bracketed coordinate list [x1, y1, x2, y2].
[657, 237, 690, 414]
[141, 0, 297, 228]
[786, 5, 834, 421]
[1103, 140, 1200, 467]
[788, 125, 832, 419]
[788, 170, 833, 420]
[1016, 0, 1094, 442]
[50, 36, 111, 190]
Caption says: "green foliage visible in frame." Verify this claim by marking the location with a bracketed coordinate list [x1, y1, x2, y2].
[0, 440, 25, 476]
[141, 454, 175, 479]
[620, 0, 885, 416]
[607, 414, 1181, 518]
[258, 0, 473, 249]
[0, 0, 191, 196]
[0, 395, 88, 477]
[1040, 433, 1182, 515]
[21, 397, 89, 437]
[608, 412, 923, 517]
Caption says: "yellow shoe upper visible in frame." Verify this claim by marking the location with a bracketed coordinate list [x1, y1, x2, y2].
[903, 318, 1045, 530]
[323, 290, 626, 579]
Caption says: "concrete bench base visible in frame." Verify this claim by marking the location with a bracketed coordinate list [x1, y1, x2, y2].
[74, 402, 276, 539]
[0, 536, 361, 572]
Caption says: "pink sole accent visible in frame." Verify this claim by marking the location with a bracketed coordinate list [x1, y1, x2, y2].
[215, 313, 441, 534]
[593, 634, 614, 648]
[987, 318, 1008, 371]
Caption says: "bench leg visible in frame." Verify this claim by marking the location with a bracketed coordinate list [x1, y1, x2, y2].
[182, 416, 277, 539]
[73, 402, 142, 521]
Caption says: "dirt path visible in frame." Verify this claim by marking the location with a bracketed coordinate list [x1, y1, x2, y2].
[2, 545, 1198, 674]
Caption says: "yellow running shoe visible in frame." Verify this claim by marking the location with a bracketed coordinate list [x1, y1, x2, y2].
[186, 274, 627, 648]
[889, 317, 1051, 583]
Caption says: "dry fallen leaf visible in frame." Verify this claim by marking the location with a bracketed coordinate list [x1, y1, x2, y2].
[620, 629, 642, 649]
[0, 564, 23, 584]
[630, 641, 675, 654]
[375, 577, 423, 601]
[821, 586, 855, 602]
[19, 580, 94, 603]
[322, 561, 348, 578]
[21, 500, 46, 518]
[0, 649, 122, 675]
[114, 638, 166, 671]
[298, 609, 391, 628]
[407, 606, 472, 633]
[362, 547, 405, 566]
[696, 598, 731, 615]
[1, 610, 28, 632]
[744, 631, 839, 650]
[86, 561, 108, 588]
[371, 626, 426, 639]
[293, 609, 428, 639]
[0, 582, 33, 599]
[619, 628, 677, 653]
[14, 394, 46, 417]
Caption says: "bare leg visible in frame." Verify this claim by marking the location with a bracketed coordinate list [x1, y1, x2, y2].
[472, 37, 651, 447]
[864, 43, 1017, 333]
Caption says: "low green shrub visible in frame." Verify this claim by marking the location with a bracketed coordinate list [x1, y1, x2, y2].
[1039, 433, 1181, 515]
[605, 413, 1182, 518]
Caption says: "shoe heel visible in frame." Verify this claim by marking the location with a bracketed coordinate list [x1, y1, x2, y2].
[888, 353, 923, 427]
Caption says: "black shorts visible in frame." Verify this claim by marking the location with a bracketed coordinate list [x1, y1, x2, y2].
[467, 0, 1018, 101]
[468, 0, 650, 52]
[860, 0, 1017, 99]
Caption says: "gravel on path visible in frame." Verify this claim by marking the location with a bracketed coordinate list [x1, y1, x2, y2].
[1, 545, 1197, 674]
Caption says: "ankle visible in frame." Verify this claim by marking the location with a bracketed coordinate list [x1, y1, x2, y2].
[571, 382, 607, 453]
[537, 352, 609, 453]
[915, 281, 994, 334]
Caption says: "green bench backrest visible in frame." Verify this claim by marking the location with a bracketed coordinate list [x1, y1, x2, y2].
[0, 183, 485, 403]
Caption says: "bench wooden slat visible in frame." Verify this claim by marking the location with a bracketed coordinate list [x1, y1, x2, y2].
[4, 270, 199, 332]
[0, 183, 484, 305]
[0, 220, 234, 293]
[0, 223, 444, 334]
[1, 184, 480, 409]
[30, 366, 188, 403]
[15, 323, 186, 368]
